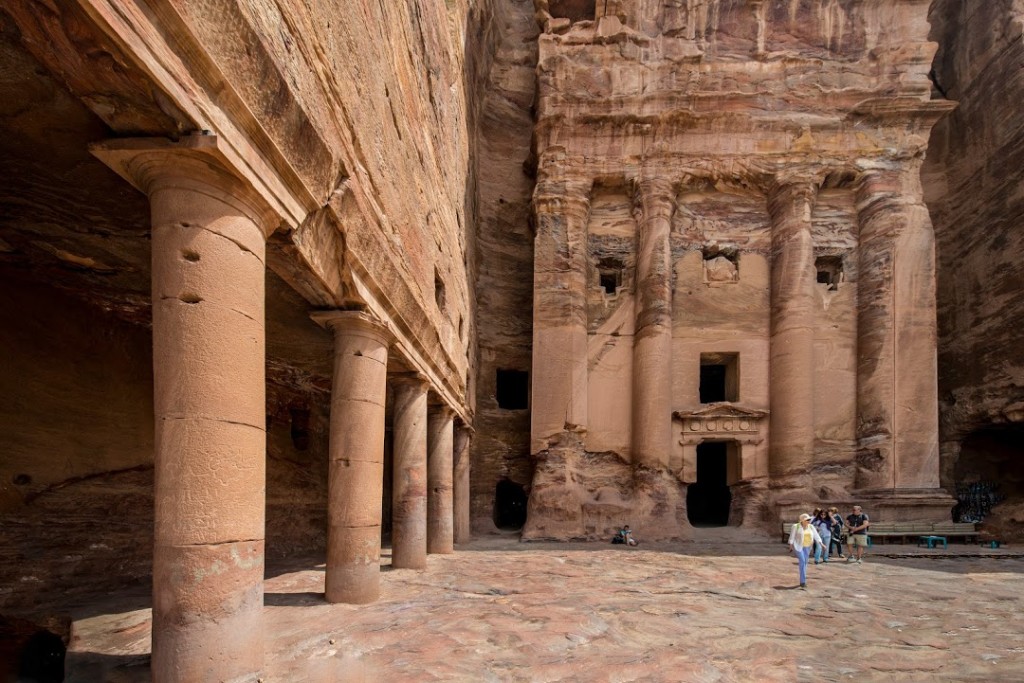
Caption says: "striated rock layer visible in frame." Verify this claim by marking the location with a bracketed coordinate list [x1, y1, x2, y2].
[524, 0, 955, 540]
[924, 0, 1024, 507]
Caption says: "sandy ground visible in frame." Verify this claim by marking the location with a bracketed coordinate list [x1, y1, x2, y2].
[62, 531, 1024, 682]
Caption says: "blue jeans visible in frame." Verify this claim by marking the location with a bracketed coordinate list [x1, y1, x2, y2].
[815, 532, 832, 563]
[795, 546, 810, 585]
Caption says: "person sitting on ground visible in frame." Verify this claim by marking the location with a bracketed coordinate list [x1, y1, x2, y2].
[612, 525, 638, 546]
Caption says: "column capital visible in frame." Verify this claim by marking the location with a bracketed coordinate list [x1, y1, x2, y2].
[428, 403, 455, 420]
[311, 310, 393, 344]
[632, 176, 676, 222]
[90, 133, 281, 236]
[768, 174, 819, 202]
[534, 176, 593, 217]
[390, 372, 430, 390]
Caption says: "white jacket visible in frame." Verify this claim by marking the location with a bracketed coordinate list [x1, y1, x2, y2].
[788, 522, 823, 550]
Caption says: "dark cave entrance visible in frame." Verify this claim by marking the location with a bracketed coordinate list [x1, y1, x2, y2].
[493, 478, 528, 530]
[953, 425, 1024, 522]
[687, 442, 734, 527]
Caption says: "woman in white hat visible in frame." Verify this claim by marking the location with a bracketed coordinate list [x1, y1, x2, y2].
[788, 513, 823, 588]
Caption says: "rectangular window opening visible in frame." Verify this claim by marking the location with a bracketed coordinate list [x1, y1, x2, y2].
[702, 245, 739, 283]
[496, 369, 529, 410]
[700, 352, 739, 403]
[815, 255, 844, 291]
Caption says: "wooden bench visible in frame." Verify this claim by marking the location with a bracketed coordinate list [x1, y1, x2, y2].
[780, 521, 979, 544]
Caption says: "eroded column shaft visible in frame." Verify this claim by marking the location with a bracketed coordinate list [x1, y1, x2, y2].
[391, 377, 429, 569]
[768, 180, 818, 477]
[855, 167, 940, 489]
[452, 425, 472, 544]
[315, 311, 389, 604]
[632, 177, 675, 468]
[427, 406, 455, 554]
[530, 176, 592, 453]
[149, 169, 271, 682]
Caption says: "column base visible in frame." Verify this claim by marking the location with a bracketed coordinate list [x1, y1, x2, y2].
[852, 488, 957, 522]
[773, 488, 956, 526]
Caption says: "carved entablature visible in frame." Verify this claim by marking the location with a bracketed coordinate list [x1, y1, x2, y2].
[674, 405, 768, 445]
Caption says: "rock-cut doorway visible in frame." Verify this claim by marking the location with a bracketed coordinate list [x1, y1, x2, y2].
[687, 441, 734, 527]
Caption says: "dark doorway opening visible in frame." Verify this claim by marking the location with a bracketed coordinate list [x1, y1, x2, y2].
[494, 479, 528, 530]
[700, 364, 727, 403]
[687, 442, 732, 526]
[953, 425, 1024, 524]
[496, 369, 529, 410]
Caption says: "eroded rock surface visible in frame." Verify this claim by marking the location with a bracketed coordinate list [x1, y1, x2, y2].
[60, 538, 1024, 681]
[924, 1, 1024, 491]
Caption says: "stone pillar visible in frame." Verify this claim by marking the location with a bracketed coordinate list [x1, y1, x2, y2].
[632, 177, 675, 468]
[767, 178, 819, 478]
[91, 135, 278, 683]
[311, 311, 390, 604]
[855, 165, 940, 490]
[427, 404, 455, 554]
[391, 374, 429, 569]
[452, 424, 472, 544]
[530, 174, 592, 453]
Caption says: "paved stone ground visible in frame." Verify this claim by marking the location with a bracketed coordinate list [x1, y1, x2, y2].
[62, 533, 1024, 682]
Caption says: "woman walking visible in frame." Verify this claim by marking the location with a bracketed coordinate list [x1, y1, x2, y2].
[788, 513, 823, 589]
[813, 508, 832, 564]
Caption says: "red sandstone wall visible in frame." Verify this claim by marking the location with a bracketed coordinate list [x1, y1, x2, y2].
[925, 0, 1024, 474]
[470, 0, 539, 533]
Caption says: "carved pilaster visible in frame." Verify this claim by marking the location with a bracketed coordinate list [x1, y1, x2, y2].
[767, 176, 819, 478]
[631, 176, 675, 468]
[531, 173, 593, 453]
[854, 162, 940, 491]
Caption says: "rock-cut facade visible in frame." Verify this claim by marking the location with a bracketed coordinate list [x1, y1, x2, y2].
[524, 0, 955, 540]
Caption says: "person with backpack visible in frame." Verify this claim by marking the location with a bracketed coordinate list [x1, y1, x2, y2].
[846, 505, 870, 563]
[828, 506, 845, 559]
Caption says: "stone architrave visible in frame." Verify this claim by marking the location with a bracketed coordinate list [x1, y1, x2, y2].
[311, 310, 391, 604]
[391, 374, 429, 569]
[632, 176, 675, 468]
[91, 135, 279, 683]
[530, 173, 593, 453]
[855, 165, 940, 490]
[427, 404, 455, 554]
[767, 178, 818, 478]
[452, 424, 472, 544]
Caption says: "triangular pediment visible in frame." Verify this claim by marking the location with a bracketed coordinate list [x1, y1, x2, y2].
[674, 404, 769, 420]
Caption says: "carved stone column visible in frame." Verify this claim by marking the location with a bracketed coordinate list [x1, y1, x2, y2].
[391, 374, 429, 569]
[427, 404, 455, 554]
[92, 135, 278, 683]
[452, 424, 472, 544]
[530, 174, 592, 454]
[632, 176, 675, 468]
[767, 178, 819, 478]
[855, 165, 940, 490]
[311, 311, 390, 604]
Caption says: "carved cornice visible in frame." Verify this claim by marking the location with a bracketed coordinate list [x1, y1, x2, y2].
[675, 405, 768, 445]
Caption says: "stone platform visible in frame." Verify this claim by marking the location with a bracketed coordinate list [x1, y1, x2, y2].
[58, 534, 1024, 681]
